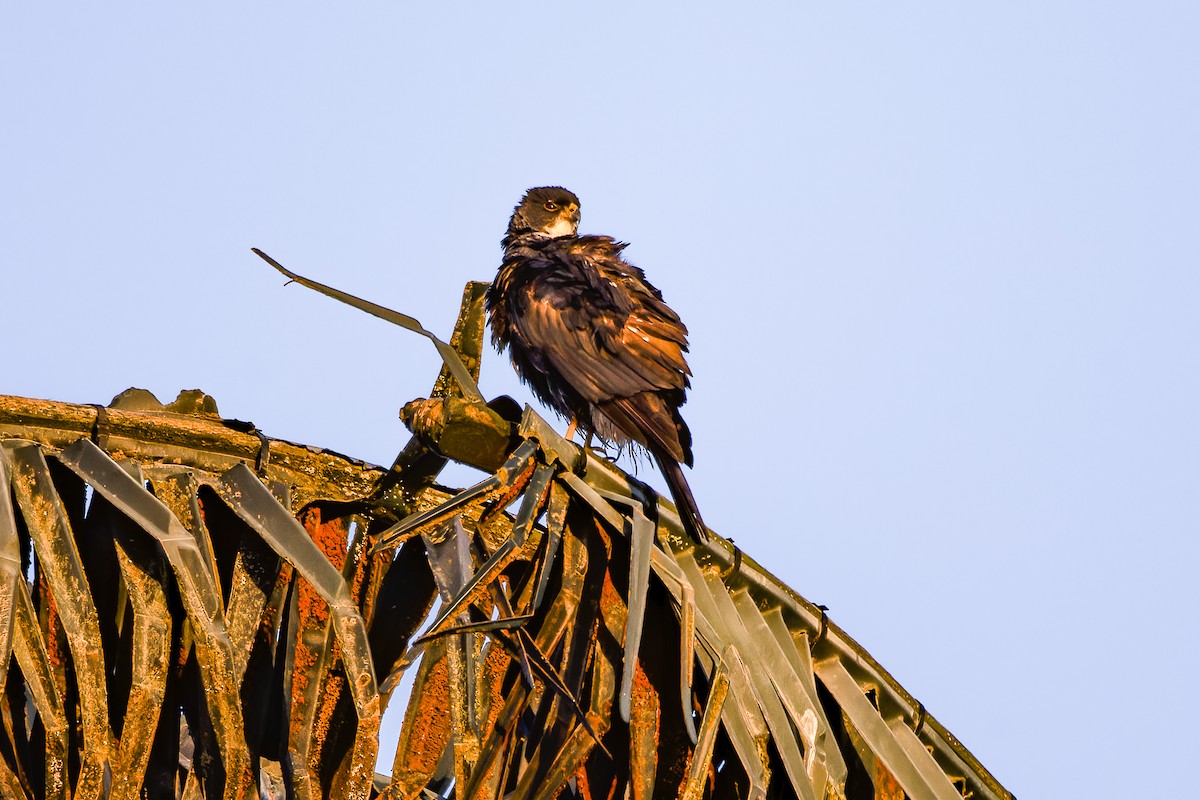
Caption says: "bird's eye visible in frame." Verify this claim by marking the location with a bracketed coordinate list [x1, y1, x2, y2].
[544, 201, 558, 211]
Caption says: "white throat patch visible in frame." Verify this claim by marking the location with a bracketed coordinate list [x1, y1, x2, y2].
[542, 217, 577, 238]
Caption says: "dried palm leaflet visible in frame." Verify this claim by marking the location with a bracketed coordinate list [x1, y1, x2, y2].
[371, 439, 539, 554]
[371, 280, 492, 710]
[813, 658, 960, 800]
[372, 281, 494, 524]
[0, 450, 67, 800]
[457, 481, 596, 800]
[677, 653, 730, 800]
[421, 517, 483, 791]
[677, 555, 814, 800]
[54, 439, 252, 799]
[5, 442, 112, 800]
[571, 485, 661, 800]
[370, 538, 438, 702]
[730, 591, 845, 792]
[283, 506, 355, 800]
[94, 461, 173, 800]
[508, 502, 619, 800]
[421, 492, 607, 799]
[387, 632, 454, 798]
[9, 580, 69, 800]
[0, 451, 23, 693]
[252, 248, 483, 405]
[216, 464, 380, 800]
[144, 468, 221, 598]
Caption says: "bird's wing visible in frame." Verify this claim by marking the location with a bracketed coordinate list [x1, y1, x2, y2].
[510, 248, 691, 405]
[597, 391, 692, 465]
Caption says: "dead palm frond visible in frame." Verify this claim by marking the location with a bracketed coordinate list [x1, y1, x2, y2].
[0, 281, 1011, 800]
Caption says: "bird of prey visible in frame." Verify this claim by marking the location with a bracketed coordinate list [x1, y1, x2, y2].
[486, 187, 709, 543]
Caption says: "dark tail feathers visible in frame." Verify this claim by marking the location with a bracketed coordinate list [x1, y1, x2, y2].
[653, 450, 710, 544]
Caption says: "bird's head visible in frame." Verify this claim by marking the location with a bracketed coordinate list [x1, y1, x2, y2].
[506, 186, 581, 242]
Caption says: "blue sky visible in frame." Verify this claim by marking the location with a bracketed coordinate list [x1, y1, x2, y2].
[4, 4, 1197, 796]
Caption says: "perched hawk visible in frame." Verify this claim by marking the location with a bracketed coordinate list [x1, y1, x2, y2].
[486, 187, 709, 543]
